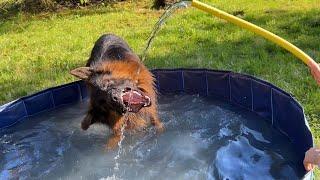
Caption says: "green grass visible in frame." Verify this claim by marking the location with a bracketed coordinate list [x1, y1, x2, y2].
[0, 0, 320, 175]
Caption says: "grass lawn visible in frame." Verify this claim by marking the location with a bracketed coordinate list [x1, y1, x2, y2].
[1, 0, 320, 175]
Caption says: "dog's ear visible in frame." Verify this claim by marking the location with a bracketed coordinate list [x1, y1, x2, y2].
[70, 67, 93, 80]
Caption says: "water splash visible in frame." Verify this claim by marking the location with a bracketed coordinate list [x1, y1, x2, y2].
[100, 175, 121, 180]
[104, 119, 128, 180]
[114, 121, 127, 171]
[141, 1, 191, 62]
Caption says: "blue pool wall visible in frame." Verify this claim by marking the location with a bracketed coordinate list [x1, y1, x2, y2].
[0, 68, 313, 178]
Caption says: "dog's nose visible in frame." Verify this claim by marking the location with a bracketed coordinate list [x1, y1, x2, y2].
[109, 89, 120, 102]
[121, 107, 127, 114]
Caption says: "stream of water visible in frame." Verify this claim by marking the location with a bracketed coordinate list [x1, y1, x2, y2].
[141, 1, 191, 62]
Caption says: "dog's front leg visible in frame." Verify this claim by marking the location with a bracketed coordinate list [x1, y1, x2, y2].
[106, 132, 121, 150]
[152, 116, 164, 133]
[81, 113, 93, 130]
[149, 107, 164, 133]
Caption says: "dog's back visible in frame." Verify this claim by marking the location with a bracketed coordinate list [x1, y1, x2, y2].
[86, 34, 133, 66]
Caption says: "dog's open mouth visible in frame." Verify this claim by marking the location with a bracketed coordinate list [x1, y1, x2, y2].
[121, 89, 151, 113]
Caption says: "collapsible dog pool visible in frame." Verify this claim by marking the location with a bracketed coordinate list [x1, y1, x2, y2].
[1, 0, 319, 179]
[0, 69, 314, 179]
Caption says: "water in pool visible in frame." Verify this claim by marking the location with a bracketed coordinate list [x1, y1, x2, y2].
[0, 95, 304, 179]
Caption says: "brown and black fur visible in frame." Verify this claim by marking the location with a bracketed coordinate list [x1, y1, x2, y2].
[70, 34, 163, 149]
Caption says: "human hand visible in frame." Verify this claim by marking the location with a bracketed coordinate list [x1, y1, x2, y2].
[303, 147, 320, 171]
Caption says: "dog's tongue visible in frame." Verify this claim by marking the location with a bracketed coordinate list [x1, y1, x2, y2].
[122, 90, 151, 113]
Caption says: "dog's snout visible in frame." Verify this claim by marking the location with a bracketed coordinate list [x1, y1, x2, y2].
[109, 89, 120, 102]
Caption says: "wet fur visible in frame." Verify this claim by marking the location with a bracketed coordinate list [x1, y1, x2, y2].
[80, 34, 163, 149]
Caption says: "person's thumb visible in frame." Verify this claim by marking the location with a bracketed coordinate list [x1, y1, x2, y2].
[304, 162, 314, 171]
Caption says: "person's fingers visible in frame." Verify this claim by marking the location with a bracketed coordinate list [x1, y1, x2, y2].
[309, 164, 315, 171]
[304, 148, 315, 163]
[303, 147, 320, 171]
[309, 147, 320, 164]
[304, 163, 315, 171]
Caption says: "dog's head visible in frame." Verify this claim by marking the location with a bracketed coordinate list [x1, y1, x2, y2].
[70, 54, 153, 115]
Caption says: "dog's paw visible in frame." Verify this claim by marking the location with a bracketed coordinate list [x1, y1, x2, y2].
[81, 121, 90, 130]
[155, 122, 165, 133]
[105, 135, 121, 150]
[81, 115, 92, 130]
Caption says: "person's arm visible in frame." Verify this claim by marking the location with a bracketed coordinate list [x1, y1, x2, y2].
[304, 147, 320, 171]
[310, 63, 320, 86]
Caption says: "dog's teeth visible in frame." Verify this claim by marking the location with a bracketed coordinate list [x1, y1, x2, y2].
[133, 91, 141, 96]
[144, 96, 151, 107]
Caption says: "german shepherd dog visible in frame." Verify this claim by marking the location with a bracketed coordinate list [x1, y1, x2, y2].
[70, 34, 164, 149]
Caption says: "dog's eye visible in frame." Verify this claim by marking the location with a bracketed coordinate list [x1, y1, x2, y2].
[100, 80, 114, 90]
[95, 70, 103, 75]
[138, 87, 146, 92]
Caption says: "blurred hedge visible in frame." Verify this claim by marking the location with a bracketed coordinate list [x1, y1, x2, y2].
[0, 0, 122, 13]
[0, 0, 178, 14]
[22, 0, 113, 12]
[152, 0, 179, 9]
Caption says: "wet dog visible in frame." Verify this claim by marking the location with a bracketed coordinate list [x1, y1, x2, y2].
[70, 34, 164, 149]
